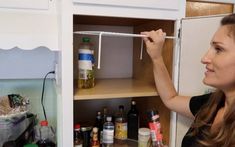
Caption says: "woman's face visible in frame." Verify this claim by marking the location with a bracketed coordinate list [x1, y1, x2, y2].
[201, 25, 235, 91]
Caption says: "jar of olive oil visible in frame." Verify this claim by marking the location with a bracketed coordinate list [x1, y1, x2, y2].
[78, 37, 95, 89]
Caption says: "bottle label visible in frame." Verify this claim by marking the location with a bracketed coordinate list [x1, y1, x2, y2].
[148, 122, 160, 141]
[78, 49, 94, 80]
[78, 49, 94, 70]
[115, 122, 127, 139]
[103, 129, 114, 143]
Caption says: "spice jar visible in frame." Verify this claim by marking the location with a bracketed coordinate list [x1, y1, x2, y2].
[138, 128, 150, 147]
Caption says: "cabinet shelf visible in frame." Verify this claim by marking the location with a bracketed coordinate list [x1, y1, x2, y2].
[74, 78, 158, 100]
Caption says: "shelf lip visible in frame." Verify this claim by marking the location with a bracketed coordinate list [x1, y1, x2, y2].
[74, 78, 158, 100]
[74, 92, 158, 100]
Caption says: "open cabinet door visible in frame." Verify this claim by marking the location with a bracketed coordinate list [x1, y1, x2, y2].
[176, 15, 224, 147]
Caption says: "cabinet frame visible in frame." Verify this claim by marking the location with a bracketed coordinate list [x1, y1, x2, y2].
[73, 0, 179, 10]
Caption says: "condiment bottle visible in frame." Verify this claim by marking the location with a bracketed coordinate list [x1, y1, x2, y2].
[127, 100, 139, 140]
[115, 105, 127, 140]
[102, 116, 114, 147]
[91, 127, 100, 147]
[74, 124, 83, 147]
[147, 109, 161, 147]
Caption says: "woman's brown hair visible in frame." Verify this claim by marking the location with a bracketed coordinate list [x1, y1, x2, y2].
[189, 13, 235, 147]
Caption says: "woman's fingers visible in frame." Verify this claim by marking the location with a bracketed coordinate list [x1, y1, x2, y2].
[141, 29, 166, 43]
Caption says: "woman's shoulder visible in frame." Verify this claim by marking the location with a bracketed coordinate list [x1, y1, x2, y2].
[189, 93, 212, 116]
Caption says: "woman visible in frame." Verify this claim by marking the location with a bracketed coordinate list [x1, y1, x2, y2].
[141, 13, 235, 147]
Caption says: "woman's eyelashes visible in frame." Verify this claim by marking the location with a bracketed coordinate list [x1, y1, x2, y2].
[214, 46, 224, 54]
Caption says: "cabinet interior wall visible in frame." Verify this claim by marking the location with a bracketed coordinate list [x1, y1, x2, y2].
[73, 15, 174, 145]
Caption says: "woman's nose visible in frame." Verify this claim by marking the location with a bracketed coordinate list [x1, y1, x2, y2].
[201, 50, 211, 64]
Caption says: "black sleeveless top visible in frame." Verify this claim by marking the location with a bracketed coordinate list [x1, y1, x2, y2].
[181, 93, 211, 147]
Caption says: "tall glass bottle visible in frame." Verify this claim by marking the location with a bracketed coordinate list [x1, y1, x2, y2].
[95, 111, 103, 142]
[115, 105, 127, 140]
[78, 37, 95, 89]
[127, 100, 139, 140]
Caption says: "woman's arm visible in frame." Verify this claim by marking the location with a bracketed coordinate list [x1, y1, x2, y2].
[142, 29, 193, 118]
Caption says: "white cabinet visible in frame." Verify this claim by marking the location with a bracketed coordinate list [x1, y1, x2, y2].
[0, 0, 59, 79]
[0, 0, 58, 50]
[0, 12, 59, 50]
[0, 0, 49, 10]
[58, 1, 186, 147]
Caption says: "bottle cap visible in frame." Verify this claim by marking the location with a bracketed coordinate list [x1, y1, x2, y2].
[74, 124, 81, 129]
[40, 120, 48, 126]
[106, 116, 112, 122]
[138, 128, 150, 136]
[82, 37, 90, 42]
[131, 100, 136, 105]
[81, 126, 92, 132]
[93, 127, 98, 133]
[147, 109, 159, 121]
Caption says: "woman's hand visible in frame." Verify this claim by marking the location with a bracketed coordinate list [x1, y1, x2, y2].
[141, 29, 166, 62]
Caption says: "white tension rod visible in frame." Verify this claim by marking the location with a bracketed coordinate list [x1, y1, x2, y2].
[74, 31, 177, 69]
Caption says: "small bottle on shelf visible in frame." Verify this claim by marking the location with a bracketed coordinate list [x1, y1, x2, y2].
[100, 107, 108, 145]
[127, 100, 139, 140]
[102, 116, 114, 147]
[91, 127, 100, 147]
[74, 124, 83, 147]
[78, 37, 95, 89]
[114, 105, 127, 140]
[147, 109, 161, 147]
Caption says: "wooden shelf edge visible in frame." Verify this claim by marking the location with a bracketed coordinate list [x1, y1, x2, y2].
[74, 78, 158, 100]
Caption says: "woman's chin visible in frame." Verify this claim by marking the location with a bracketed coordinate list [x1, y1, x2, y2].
[203, 78, 217, 88]
[203, 78, 211, 86]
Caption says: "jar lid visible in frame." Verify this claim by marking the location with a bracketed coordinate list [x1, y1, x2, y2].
[74, 124, 81, 129]
[106, 116, 112, 122]
[82, 37, 90, 42]
[81, 126, 92, 132]
[92, 127, 98, 133]
[138, 128, 150, 136]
